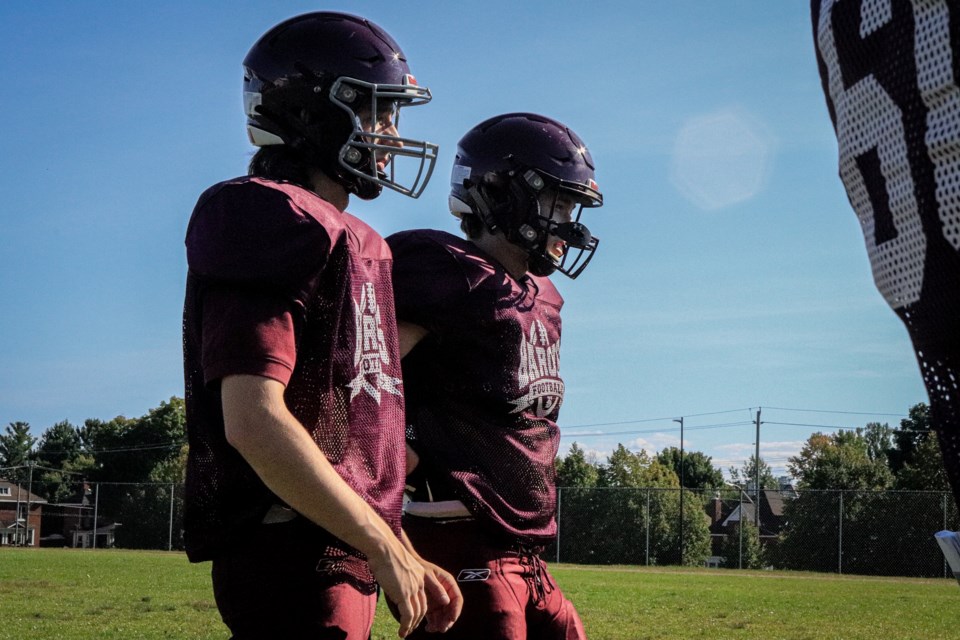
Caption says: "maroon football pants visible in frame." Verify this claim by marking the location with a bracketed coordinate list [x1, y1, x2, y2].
[404, 515, 586, 639]
[211, 520, 377, 639]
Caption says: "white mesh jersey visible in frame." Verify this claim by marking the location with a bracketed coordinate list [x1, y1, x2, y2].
[812, 0, 960, 503]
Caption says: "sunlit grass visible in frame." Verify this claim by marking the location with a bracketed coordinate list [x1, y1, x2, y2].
[1, 549, 956, 639]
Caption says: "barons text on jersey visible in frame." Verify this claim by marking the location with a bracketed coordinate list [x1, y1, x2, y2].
[349, 282, 403, 403]
[512, 319, 564, 417]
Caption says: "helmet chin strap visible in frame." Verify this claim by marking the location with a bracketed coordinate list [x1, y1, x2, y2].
[528, 255, 558, 278]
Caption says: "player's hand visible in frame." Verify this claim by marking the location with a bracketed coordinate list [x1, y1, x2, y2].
[421, 559, 463, 633]
[368, 541, 427, 638]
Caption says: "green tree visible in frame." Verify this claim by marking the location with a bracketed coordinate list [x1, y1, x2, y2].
[720, 519, 765, 569]
[34, 420, 93, 503]
[80, 415, 138, 482]
[861, 421, 893, 465]
[656, 447, 723, 489]
[728, 455, 779, 490]
[82, 398, 185, 484]
[558, 444, 711, 567]
[35, 421, 82, 469]
[0, 422, 36, 484]
[597, 444, 647, 488]
[555, 443, 598, 488]
[888, 403, 930, 475]
[780, 429, 894, 574]
[78, 398, 187, 550]
[787, 431, 893, 491]
[895, 433, 948, 491]
[882, 403, 947, 491]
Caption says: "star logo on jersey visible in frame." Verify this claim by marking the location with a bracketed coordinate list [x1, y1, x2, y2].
[510, 319, 564, 418]
[457, 568, 491, 582]
[347, 282, 402, 404]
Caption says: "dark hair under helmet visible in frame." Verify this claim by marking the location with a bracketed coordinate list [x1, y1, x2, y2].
[243, 12, 438, 200]
[449, 113, 603, 278]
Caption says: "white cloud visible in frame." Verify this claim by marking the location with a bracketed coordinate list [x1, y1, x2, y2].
[713, 440, 807, 478]
[562, 432, 686, 464]
[560, 437, 807, 480]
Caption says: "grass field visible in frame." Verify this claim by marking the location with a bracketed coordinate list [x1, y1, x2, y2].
[1, 548, 958, 639]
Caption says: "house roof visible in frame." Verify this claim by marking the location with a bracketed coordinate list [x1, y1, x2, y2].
[0, 480, 48, 504]
[716, 490, 788, 536]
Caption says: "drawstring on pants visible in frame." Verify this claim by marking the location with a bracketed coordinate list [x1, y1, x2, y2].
[517, 545, 552, 605]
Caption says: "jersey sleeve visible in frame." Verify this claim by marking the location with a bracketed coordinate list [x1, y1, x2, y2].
[185, 181, 331, 385]
[199, 286, 299, 385]
[387, 230, 473, 334]
[186, 181, 331, 296]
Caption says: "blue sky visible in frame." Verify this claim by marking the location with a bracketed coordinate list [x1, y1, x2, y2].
[0, 2, 927, 478]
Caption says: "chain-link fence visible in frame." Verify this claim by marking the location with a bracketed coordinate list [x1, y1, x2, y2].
[7, 481, 959, 579]
[549, 487, 960, 578]
[6, 480, 186, 551]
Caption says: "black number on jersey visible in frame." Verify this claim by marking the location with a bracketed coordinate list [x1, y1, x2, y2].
[814, 0, 960, 309]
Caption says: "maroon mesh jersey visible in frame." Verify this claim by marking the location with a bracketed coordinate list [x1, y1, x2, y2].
[813, 1, 960, 504]
[388, 229, 564, 545]
[183, 177, 405, 564]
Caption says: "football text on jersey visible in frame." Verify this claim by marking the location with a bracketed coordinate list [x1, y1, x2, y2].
[348, 282, 402, 403]
[511, 319, 564, 418]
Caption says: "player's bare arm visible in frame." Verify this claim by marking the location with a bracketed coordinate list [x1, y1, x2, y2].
[221, 374, 428, 637]
[400, 529, 463, 633]
[398, 320, 429, 358]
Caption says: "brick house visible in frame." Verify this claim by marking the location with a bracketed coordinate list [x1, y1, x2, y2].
[707, 489, 789, 557]
[0, 479, 47, 547]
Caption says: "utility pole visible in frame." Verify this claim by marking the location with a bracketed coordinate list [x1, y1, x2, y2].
[725, 481, 750, 569]
[92, 483, 99, 550]
[14, 478, 22, 546]
[754, 408, 761, 529]
[24, 462, 34, 547]
[674, 416, 684, 566]
[168, 483, 176, 551]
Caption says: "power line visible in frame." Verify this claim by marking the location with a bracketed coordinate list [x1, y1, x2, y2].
[764, 421, 864, 431]
[562, 420, 754, 439]
[763, 406, 908, 418]
[81, 442, 185, 454]
[560, 402, 915, 441]
[27, 441, 186, 456]
[0, 463, 86, 476]
[562, 407, 754, 430]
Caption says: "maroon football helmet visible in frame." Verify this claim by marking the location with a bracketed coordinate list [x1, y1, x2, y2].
[449, 113, 603, 278]
[243, 12, 437, 200]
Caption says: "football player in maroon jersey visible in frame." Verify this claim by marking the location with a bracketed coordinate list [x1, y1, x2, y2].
[812, 2, 960, 506]
[182, 12, 460, 638]
[388, 113, 603, 639]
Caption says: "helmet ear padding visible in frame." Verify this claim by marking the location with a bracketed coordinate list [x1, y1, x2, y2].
[467, 171, 542, 246]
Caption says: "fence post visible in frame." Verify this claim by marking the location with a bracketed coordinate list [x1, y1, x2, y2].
[838, 491, 843, 575]
[556, 487, 562, 564]
[25, 462, 34, 547]
[645, 488, 651, 566]
[92, 483, 99, 550]
[738, 489, 744, 570]
[14, 482, 22, 546]
[944, 492, 949, 579]
[168, 483, 176, 551]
